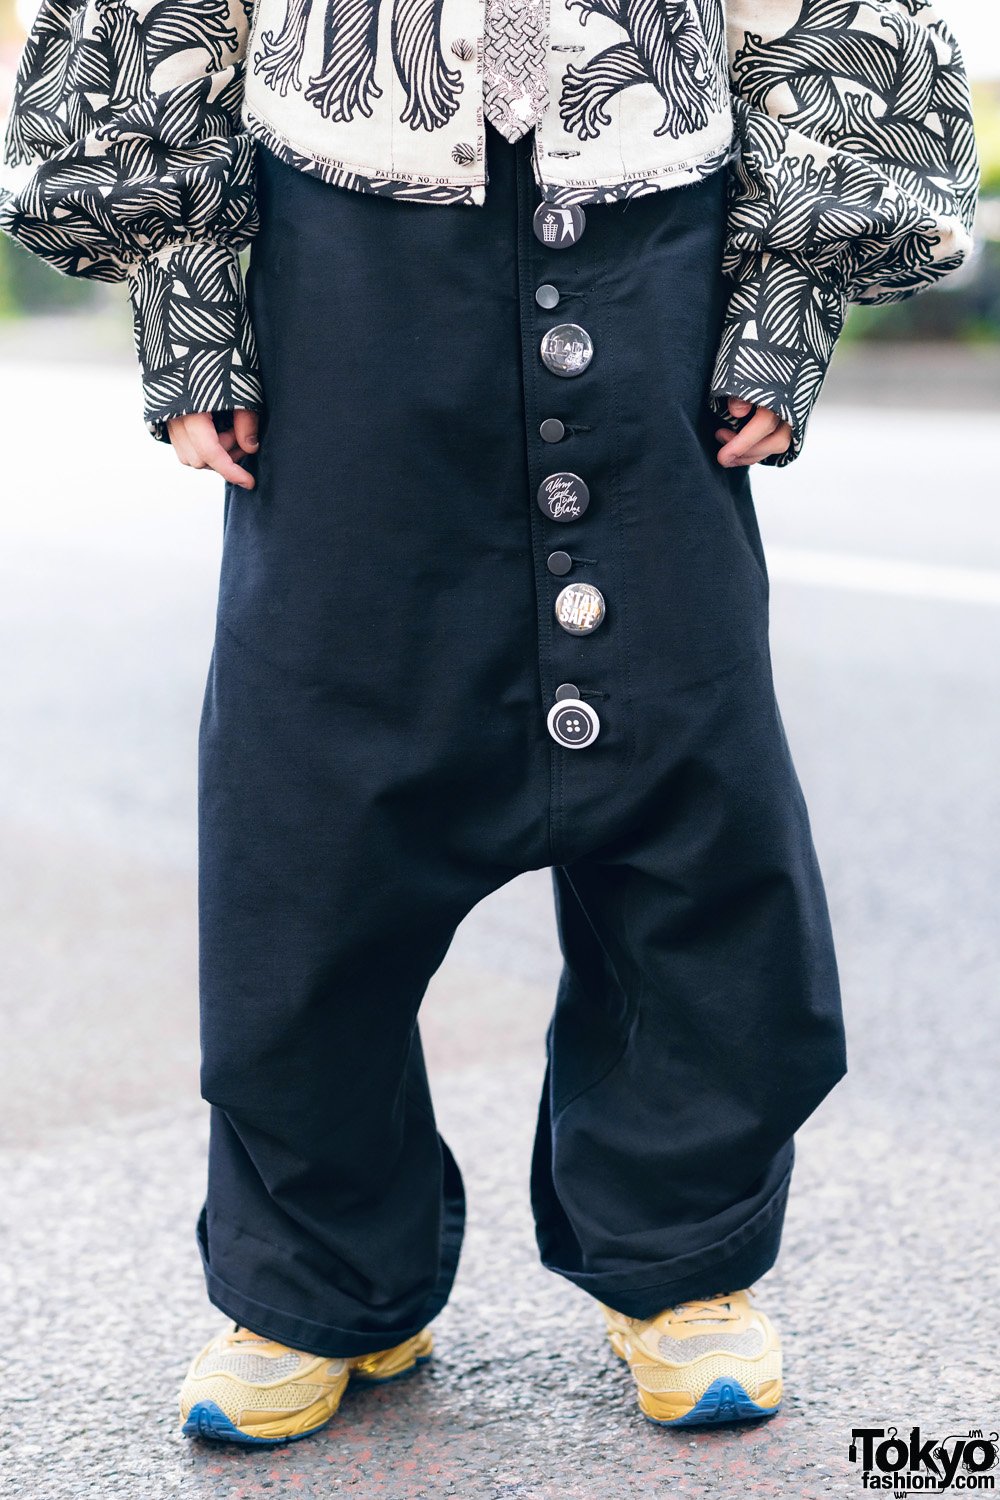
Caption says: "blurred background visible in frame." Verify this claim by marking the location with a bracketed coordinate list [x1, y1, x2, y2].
[1, 4, 998, 1500]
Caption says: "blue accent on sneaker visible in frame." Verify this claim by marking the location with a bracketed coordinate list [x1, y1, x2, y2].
[181, 1353, 433, 1445]
[644, 1377, 781, 1428]
[182, 1401, 331, 1446]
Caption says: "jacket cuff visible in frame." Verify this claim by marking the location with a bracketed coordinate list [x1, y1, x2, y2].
[124, 242, 263, 441]
[708, 248, 848, 467]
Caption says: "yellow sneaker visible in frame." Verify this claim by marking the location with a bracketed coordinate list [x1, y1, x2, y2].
[601, 1287, 782, 1427]
[179, 1323, 433, 1445]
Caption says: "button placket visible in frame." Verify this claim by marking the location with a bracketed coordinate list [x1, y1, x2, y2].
[527, 182, 610, 757]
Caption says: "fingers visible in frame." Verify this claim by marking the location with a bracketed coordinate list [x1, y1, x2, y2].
[733, 424, 794, 466]
[167, 416, 200, 468]
[166, 412, 256, 488]
[233, 408, 260, 456]
[216, 410, 259, 462]
[716, 405, 778, 464]
[715, 402, 791, 467]
[188, 416, 256, 487]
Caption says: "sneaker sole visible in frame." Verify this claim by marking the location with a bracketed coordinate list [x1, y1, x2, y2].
[182, 1352, 432, 1446]
[641, 1376, 782, 1428]
[182, 1401, 329, 1446]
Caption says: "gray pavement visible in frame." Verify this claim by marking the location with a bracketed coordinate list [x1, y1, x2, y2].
[1, 358, 998, 1499]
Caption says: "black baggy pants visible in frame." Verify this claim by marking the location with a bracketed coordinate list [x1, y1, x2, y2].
[195, 121, 848, 1358]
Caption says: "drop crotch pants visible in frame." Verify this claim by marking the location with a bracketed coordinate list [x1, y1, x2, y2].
[193, 121, 848, 1358]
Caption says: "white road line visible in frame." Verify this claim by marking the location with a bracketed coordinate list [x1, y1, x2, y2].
[766, 546, 1000, 607]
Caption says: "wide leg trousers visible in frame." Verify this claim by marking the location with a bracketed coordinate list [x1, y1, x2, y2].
[194, 121, 848, 1358]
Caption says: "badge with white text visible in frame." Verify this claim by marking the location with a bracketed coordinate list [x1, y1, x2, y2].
[539, 323, 594, 378]
[555, 582, 606, 635]
[537, 472, 590, 523]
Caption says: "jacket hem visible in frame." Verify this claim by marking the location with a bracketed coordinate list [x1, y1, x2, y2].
[243, 108, 487, 205]
[534, 134, 736, 208]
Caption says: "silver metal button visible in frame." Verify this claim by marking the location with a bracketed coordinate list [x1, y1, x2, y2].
[533, 203, 586, 249]
[547, 698, 600, 749]
[540, 323, 593, 378]
[547, 550, 573, 576]
[537, 472, 590, 523]
[555, 582, 605, 635]
[555, 682, 580, 701]
[535, 284, 560, 310]
[539, 417, 565, 442]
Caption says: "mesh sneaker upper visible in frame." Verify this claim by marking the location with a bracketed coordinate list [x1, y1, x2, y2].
[186, 1375, 333, 1421]
[179, 1330, 350, 1428]
[193, 1350, 305, 1383]
[655, 1327, 766, 1362]
[633, 1348, 782, 1401]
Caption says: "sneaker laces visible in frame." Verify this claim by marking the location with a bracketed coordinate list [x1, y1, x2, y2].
[668, 1292, 742, 1324]
[231, 1325, 270, 1344]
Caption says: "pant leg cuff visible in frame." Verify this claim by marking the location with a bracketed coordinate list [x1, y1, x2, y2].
[194, 1171, 465, 1359]
[545, 1157, 792, 1320]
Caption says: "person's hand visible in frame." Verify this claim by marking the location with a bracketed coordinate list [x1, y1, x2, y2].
[166, 409, 259, 489]
[715, 397, 792, 467]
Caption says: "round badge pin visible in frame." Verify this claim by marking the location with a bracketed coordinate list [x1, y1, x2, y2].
[539, 323, 594, 379]
[555, 582, 606, 635]
[532, 203, 586, 249]
[537, 472, 590, 523]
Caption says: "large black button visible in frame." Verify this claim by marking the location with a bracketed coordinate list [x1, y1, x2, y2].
[555, 582, 606, 635]
[547, 698, 600, 749]
[547, 550, 573, 576]
[537, 472, 590, 523]
[540, 418, 565, 443]
[535, 284, 560, 309]
[533, 203, 586, 249]
[540, 323, 593, 378]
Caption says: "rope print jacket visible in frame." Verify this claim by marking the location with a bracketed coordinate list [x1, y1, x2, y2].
[0, 0, 980, 464]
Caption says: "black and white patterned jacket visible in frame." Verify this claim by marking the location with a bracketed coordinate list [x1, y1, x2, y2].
[0, 0, 980, 462]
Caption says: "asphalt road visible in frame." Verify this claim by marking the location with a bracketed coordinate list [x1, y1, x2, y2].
[0, 358, 997, 1500]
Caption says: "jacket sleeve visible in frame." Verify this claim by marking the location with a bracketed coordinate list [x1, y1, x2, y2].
[709, 0, 979, 466]
[0, 0, 262, 439]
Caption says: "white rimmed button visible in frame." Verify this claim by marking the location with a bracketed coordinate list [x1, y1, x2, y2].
[547, 698, 600, 749]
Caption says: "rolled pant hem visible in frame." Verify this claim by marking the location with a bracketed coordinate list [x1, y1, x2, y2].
[547, 1161, 792, 1320]
[194, 1203, 464, 1359]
